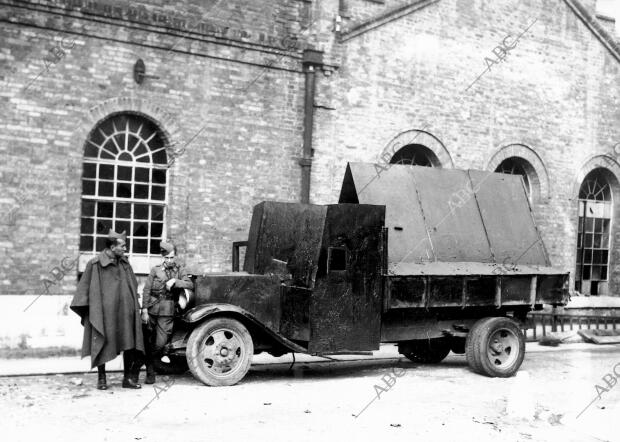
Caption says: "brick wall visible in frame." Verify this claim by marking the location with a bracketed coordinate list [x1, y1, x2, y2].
[311, 0, 620, 294]
[1, 0, 619, 300]
[0, 0, 309, 296]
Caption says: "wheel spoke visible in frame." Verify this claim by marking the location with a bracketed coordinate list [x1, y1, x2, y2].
[201, 328, 244, 375]
[487, 328, 519, 368]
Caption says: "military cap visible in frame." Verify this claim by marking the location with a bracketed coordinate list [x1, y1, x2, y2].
[107, 229, 127, 241]
[160, 240, 176, 255]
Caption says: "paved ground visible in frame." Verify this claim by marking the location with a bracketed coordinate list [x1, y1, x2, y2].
[1, 344, 619, 442]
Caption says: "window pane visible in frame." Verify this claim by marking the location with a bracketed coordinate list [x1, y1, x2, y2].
[96, 236, 106, 251]
[100, 150, 114, 160]
[114, 134, 125, 151]
[593, 250, 602, 264]
[133, 239, 148, 253]
[135, 168, 149, 182]
[97, 202, 113, 218]
[151, 222, 163, 237]
[116, 183, 132, 198]
[153, 169, 166, 184]
[135, 204, 149, 219]
[83, 179, 96, 196]
[585, 234, 593, 248]
[585, 249, 592, 263]
[127, 134, 140, 150]
[592, 266, 601, 280]
[103, 139, 118, 155]
[116, 203, 131, 219]
[81, 200, 96, 217]
[149, 239, 160, 254]
[585, 218, 594, 232]
[601, 266, 608, 280]
[80, 218, 94, 234]
[98, 181, 114, 197]
[593, 234, 602, 248]
[152, 206, 164, 222]
[79, 235, 93, 251]
[83, 163, 97, 178]
[135, 143, 148, 157]
[135, 184, 149, 199]
[152, 186, 165, 201]
[96, 219, 112, 234]
[583, 265, 591, 280]
[134, 222, 148, 237]
[118, 166, 132, 181]
[602, 234, 610, 247]
[594, 218, 602, 232]
[99, 164, 114, 180]
[115, 220, 130, 234]
[153, 149, 167, 164]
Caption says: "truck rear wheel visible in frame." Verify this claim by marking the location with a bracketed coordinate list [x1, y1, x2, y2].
[465, 317, 525, 377]
[398, 338, 451, 364]
[186, 317, 254, 386]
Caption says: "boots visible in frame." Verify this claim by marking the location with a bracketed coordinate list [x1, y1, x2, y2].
[97, 365, 107, 390]
[122, 351, 141, 389]
[145, 361, 156, 384]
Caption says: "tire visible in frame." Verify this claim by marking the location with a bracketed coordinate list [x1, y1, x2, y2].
[465, 317, 525, 377]
[153, 354, 189, 375]
[186, 317, 254, 386]
[398, 338, 451, 364]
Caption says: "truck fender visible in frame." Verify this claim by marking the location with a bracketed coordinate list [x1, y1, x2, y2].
[182, 303, 307, 354]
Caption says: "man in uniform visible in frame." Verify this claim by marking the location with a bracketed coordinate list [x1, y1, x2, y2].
[71, 229, 144, 390]
[141, 240, 193, 384]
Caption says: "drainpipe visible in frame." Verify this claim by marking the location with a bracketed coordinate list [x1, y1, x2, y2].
[300, 49, 324, 204]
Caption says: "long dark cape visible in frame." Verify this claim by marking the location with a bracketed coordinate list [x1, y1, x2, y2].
[70, 251, 144, 368]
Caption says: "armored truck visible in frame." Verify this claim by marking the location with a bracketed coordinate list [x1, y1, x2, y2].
[167, 163, 569, 386]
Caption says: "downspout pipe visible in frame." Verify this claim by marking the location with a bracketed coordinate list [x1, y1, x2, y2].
[300, 49, 324, 204]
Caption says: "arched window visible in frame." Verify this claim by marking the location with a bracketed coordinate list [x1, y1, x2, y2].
[495, 157, 532, 197]
[79, 114, 168, 268]
[390, 144, 439, 167]
[575, 169, 612, 295]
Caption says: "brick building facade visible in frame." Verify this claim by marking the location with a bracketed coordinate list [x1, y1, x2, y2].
[1, 0, 619, 333]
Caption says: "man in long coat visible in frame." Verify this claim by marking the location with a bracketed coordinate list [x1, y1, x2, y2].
[71, 230, 144, 390]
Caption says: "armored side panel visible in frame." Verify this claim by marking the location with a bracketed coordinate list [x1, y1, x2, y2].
[468, 170, 548, 265]
[339, 163, 551, 267]
[308, 204, 385, 353]
[339, 164, 430, 264]
[243, 201, 326, 287]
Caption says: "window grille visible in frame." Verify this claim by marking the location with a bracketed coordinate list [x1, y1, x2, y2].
[80, 114, 168, 262]
[575, 170, 612, 296]
[390, 144, 435, 167]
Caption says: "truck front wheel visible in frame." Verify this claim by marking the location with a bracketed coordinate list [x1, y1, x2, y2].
[398, 338, 451, 364]
[186, 317, 254, 386]
[465, 317, 525, 377]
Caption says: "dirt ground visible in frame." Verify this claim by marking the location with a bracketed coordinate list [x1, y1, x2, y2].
[1, 345, 619, 442]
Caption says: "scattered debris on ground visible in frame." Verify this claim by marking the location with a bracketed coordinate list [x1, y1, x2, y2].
[578, 329, 620, 344]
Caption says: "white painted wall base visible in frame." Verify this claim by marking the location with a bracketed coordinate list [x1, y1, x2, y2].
[0, 295, 84, 349]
